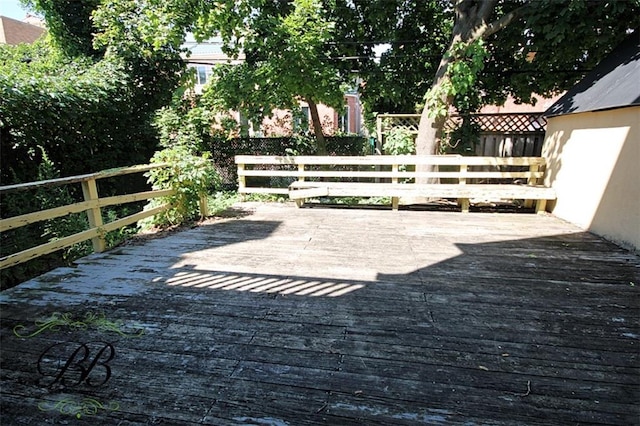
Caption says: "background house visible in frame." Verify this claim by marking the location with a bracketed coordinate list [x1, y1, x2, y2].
[542, 32, 639, 251]
[0, 15, 44, 45]
[183, 34, 244, 94]
[182, 34, 364, 136]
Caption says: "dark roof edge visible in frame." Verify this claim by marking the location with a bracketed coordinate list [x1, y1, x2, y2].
[546, 102, 640, 118]
[544, 31, 640, 117]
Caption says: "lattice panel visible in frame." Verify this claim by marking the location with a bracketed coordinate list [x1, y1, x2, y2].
[469, 113, 547, 133]
[380, 113, 547, 135]
[379, 115, 421, 133]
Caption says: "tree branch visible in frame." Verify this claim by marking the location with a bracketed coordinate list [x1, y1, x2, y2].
[478, 0, 499, 22]
[470, 2, 532, 41]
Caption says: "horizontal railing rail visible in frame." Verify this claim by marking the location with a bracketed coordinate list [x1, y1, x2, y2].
[235, 155, 547, 192]
[0, 164, 177, 270]
[235, 155, 555, 213]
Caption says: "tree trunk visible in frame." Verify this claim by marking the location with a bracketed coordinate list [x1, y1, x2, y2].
[410, 0, 530, 196]
[414, 78, 451, 157]
[413, 78, 450, 187]
[307, 98, 327, 155]
[415, 0, 525, 157]
[414, 36, 458, 185]
[415, 21, 464, 157]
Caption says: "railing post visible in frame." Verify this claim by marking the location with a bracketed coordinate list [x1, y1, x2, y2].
[459, 163, 467, 185]
[81, 178, 106, 253]
[527, 163, 540, 185]
[391, 163, 399, 184]
[199, 194, 209, 218]
[458, 162, 470, 213]
[391, 163, 399, 210]
[376, 116, 383, 154]
[524, 162, 539, 208]
[238, 162, 246, 201]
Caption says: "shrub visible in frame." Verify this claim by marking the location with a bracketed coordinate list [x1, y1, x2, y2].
[140, 146, 220, 228]
[383, 127, 415, 155]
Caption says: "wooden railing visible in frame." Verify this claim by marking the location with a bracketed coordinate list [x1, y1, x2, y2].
[236, 155, 548, 189]
[235, 155, 556, 213]
[0, 164, 179, 270]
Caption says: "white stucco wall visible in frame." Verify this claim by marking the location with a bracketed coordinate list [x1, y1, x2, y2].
[542, 106, 639, 251]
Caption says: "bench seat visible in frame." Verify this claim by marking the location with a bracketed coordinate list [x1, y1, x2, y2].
[235, 155, 556, 214]
[289, 181, 556, 213]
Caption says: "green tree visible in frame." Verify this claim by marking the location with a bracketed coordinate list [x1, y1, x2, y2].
[198, 0, 348, 154]
[24, 0, 103, 57]
[328, 0, 451, 115]
[1, 0, 191, 185]
[414, 0, 640, 156]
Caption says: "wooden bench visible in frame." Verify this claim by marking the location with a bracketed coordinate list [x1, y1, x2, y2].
[235, 155, 556, 213]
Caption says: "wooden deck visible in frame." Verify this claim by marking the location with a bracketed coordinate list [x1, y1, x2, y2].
[1, 202, 638, 425]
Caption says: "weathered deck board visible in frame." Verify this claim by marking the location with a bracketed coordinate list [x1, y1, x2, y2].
[1, 202, 638, 425]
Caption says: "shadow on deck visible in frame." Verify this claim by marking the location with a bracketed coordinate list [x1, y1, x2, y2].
[1, 202, 638, 425]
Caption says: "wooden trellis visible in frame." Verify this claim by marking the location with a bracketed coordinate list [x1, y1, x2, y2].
[376, 113, 547, 156]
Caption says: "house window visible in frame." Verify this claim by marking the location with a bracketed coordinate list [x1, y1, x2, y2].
[195, 65, 211, 85]
[339, 106, 350, 133]
[294, 107, 310, 132]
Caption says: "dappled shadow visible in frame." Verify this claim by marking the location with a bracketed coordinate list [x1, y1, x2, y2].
[2, 207, 640, 424]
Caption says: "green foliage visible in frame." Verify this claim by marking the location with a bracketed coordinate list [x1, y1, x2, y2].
[92, 0, 195, 59]
[330, 0, 639, 120]
[333, 0, 451, 115]
[484, 0, 640, 105]
[382, 127, 415, 180]
[284, 135, 316, 156]
[141, 146, 220, 228]
[383, 128, 415, 155]
[25, 0, 103, 57]
[200, 0, 349, 151]
[424, 40, 488, 120]
[207, 191, 241, 215]
[423, 80, 452, 120]
[102, 208, 140, 249]
[442, 116, 481, 155]
[0, 38, 161, 187]
[448, 41, 489, 96]
[154, 103, 219, 153]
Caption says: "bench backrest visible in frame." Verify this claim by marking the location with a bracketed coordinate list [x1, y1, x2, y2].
[235, 155, 548, 194]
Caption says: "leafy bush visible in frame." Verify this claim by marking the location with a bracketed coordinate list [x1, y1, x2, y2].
[140, 146, 220, 228]
[383, 127, 415, 155]
[0, 40, 162, 188]
[443, 115, 481, 155]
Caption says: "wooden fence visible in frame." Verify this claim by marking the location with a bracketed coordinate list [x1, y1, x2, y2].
[0, 164, 184, 270]
[376, 113, 547, 156]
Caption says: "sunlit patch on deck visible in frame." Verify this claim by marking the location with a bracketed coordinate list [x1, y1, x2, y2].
[162, 270, 366, 297]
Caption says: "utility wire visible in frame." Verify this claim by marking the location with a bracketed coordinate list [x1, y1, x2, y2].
[185, 58, 592, 73]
